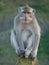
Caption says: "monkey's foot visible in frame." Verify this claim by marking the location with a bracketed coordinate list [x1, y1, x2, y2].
[32, 58, 39, 65]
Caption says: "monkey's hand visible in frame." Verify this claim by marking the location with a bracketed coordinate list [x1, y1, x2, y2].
[25, 51, 29, 58]
[25, 50, 31, 58]
[20, 50, 25, 58]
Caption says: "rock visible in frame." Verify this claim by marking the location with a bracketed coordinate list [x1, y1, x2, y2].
[17, 56, 39, 65]
[32, 58, 39, 65]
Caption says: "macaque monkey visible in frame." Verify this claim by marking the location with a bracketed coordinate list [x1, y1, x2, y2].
[10, 5, 41, 60]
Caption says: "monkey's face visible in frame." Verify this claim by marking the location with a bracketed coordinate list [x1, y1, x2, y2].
[18, 6, 35, 24]
[19, 12, 33, 24]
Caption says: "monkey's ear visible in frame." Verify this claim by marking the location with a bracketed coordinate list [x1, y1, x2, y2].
[32, 9, 36, 13]
[18, 7, 24, 13]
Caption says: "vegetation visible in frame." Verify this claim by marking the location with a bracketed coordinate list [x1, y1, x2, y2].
[0, 0, 49, 65]
[0, 30, 49, 65]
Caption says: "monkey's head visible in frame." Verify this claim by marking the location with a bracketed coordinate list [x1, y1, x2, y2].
[18, 5, 35, 24]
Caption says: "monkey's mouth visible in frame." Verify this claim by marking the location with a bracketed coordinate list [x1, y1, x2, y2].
[19, 17, 32, 24]
[22, 20, 32, 24]
[25, 17, 32, 22]
[24, 19, 32, 24]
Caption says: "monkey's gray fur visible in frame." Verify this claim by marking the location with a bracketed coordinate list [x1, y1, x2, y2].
[10, 5, 41, 59]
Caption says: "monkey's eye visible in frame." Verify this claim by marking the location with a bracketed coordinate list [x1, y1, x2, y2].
[23, 11, 27, 14]
[23, 11, 26, 13]
[23, 11, 31, 14]
[27, 12, 31, 14]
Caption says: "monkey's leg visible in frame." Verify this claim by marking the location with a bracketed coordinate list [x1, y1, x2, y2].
[15, 33, 25, 57]
[25, 34, 35, 58]
[31, 33, 40, 59]
[16, 33, 25, 51]
[11, 30, 20, 55]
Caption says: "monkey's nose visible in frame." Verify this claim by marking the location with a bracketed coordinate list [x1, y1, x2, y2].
[24, 14, 28, 21]
[25, 17, 27, 21]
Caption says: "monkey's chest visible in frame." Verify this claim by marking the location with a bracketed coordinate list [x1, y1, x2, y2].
[19, 23, 33, 42]
[21, 29, 32, 42]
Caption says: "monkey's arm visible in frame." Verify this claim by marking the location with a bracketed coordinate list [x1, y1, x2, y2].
[25, 17, 41, 58]
[31, 32, 40, 58]
[13, 15, 25, 51]
[11, 30, 20, 55]
[25, 33, 35, 58]
[25, 28, 40, 58]
[32, 17, 41, 48]
[30, 17, 41, 58]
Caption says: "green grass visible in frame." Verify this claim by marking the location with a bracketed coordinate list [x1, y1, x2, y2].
[0, 44, 18, 65]
[38, 30, 49, 57]
[0, 30, 49, 65]
[37, 30, 49, 65]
